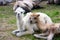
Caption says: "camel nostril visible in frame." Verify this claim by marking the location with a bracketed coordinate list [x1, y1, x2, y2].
[30, 20, 32, 24]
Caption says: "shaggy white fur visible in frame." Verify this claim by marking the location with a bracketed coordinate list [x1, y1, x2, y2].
[12, 7, 25, 34]
[30, 12, 53, 24]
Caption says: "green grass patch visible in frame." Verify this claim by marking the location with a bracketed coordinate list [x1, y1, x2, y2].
[8, 18, 16, 24]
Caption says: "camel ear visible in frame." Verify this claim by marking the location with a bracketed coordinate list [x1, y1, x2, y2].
[37, 14, 40, 17]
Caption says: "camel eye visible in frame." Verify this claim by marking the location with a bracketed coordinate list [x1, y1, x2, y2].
[34, 17, 37, 19]
[21, 12, 23, 13]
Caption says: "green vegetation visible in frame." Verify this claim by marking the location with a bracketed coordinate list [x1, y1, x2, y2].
[0, 4, 60, 40]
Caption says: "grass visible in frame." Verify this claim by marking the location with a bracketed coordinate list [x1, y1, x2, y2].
[0, 3, 60, 40]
